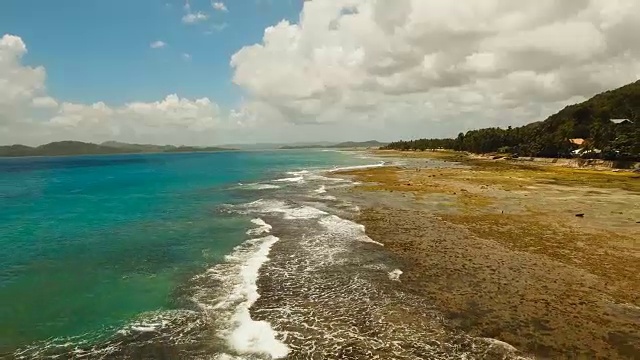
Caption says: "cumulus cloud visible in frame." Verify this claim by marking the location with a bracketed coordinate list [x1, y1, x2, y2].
[0, 34, 226, 146]
[48, 95, 220, 133]
[0, 35, 46, 109]
[0, 34, 47, 131]
[231, 0, 640, 138]
[212, 2, 228, 12]
[5, 1, 640, 146]
[150, 40, 167, 49]
[182, 11, 209, 24]
[32, 97, 59, 108]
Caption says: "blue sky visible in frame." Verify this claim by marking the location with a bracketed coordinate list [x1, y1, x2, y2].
[1, 1, 638, 145]
[0, 0, 300, 107]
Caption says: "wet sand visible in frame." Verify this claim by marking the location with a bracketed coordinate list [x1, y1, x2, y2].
[335, 151, 640, 359]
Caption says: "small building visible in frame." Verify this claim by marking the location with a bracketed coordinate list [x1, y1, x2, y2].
[569, 138, 585, 146]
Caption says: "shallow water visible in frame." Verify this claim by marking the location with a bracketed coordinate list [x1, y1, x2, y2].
[0, 150, 371, 357]
[1, 151, 523, 359]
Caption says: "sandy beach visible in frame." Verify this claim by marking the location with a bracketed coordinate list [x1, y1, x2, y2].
[334, 151, 640, 359]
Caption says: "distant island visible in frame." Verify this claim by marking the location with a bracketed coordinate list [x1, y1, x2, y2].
[280, 140, 388, 150]
[0, 141, 235, 157]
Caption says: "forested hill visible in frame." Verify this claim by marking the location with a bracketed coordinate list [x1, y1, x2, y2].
[384, 80, 640, 160]
[0, 141, 233, 157]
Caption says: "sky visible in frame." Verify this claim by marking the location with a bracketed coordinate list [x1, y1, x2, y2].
[1, 0, 640, 146]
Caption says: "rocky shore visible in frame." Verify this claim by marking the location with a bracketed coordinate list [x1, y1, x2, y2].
[334, 151, 640, 359]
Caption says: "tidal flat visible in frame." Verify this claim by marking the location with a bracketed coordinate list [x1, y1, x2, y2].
[333, 150, 640, 359]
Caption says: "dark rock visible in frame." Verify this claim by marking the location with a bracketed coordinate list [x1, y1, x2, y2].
[576, 213, 585, 218]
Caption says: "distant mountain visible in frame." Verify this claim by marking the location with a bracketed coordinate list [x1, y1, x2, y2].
[223, 142, 337, 150]
[279, 144, 329, 150]
[279, 140, 387, 150]
[0, 141, 234, 157]
[328, 140, 388, 148]
[0, 145, 38, 157]
[163, 146, 230, 153]
[100, 141, 230, 153]
[1, 141, 133, 157]
[100, 141, 174, 152]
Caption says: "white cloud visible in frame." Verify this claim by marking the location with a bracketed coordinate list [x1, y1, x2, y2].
[231, 0, 640, 138]
[182, 11, 209, 24]
[0, 35, 46, 107]
[32, 97, 59, 108]
[0, 34, 228, 146]
[35, 95, 224, 145]
[5, 1, 640, 146]
[182, 53, 192, 61]
[0, 34, 47, 129]
[49, 95, 220, 131]
[150, 40, 167, 49]
[212, 2, 228, 12]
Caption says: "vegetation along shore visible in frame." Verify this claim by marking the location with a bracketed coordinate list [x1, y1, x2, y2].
[383, 80, 640, 162]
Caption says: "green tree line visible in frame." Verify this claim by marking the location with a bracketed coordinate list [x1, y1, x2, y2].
[383, 80, 640, 161]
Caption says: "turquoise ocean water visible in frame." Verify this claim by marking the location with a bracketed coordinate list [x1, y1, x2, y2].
[0, 150, 370, 355]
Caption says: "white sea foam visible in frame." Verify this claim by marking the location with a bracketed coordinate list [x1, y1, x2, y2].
[273, 176, 304, 183]
[314, 185, 327, 194]
[243, 183, 281, 190]
[286, 170, 310, 176]
[243, 199, 328, 220]
[246, 218, 272, 236]
[328, 162, 386, 173]
[130, 324, 160, 333]
[223, 235, 289, 358]
[18, 308, 205, 359]
[318, 215, 383, 246]
[194, 231, 289, 359]
[128, 320, 168, 333]
[388, 269, 403, 281]
[283, 206, 328, 220]
[307, 173, 346, 182]
[250, 218, 270, 228]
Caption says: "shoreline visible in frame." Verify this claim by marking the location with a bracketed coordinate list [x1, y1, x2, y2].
[333, 150, 640, 359]
[375, 149, 640, 171]
[7, 150, 638, 359]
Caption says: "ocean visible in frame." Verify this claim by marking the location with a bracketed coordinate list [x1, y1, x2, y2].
[1, 150, 510, 360]
[0, 150, 380, 358]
